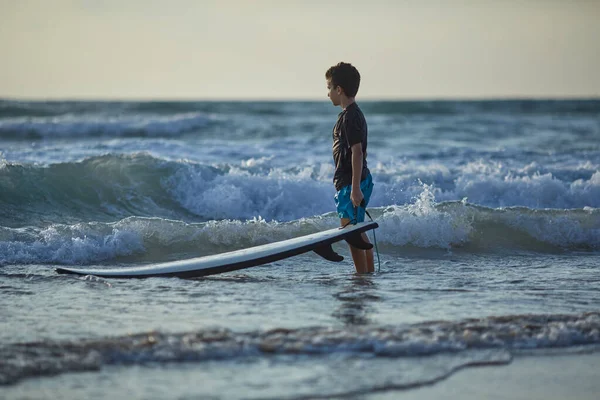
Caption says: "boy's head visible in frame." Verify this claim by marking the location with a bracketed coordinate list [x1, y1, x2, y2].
[325, 62, 360, 106]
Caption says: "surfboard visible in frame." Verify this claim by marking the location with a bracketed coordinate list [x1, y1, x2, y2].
[56, 221, 379, 278]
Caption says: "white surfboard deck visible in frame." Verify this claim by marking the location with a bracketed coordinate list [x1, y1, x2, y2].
[56, 221, 378, 278]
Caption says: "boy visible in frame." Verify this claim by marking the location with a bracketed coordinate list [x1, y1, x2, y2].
[325, 62, 374, 274]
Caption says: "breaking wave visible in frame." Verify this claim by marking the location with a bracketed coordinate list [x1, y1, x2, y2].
[0, 201, 598, 266]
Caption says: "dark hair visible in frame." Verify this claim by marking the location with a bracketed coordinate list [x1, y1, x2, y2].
[325, 62, 361, 98]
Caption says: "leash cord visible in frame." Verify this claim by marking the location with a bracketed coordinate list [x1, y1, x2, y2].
[364, 209, 381, 273]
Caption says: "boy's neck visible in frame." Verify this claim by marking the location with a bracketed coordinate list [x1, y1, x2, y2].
[340, 97, 356, 110]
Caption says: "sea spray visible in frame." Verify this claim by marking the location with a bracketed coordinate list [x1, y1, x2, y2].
[377, 183, 472, 249]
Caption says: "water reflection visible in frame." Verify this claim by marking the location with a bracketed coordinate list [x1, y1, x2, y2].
[332, 275, 381, 325]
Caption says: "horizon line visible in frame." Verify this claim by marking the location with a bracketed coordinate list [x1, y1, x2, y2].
[2, 95, 600, 103]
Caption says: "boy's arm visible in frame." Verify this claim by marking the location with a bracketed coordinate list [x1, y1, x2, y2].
[350, 143, 364, 207]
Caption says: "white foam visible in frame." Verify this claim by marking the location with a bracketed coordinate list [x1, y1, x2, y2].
[450, 160, 595, 208]
[163, 161, 335, 221]
[0, 222, 145, 265]
[372, 158, 600, 210]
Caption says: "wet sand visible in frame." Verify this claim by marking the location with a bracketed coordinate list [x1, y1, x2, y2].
[371, 352, 600, 400]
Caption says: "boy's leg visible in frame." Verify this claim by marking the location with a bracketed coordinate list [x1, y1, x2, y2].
[362, 232, 375, 273]
[340, 218, 374, 274]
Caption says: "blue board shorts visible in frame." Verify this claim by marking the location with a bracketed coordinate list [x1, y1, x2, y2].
[334, 174, 374, 223]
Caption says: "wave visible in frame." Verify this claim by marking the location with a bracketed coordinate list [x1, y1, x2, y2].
[376, 158, 600, 209]
[1, 154, 598, 265]
[0, 154, 335, 227]
[0, 154, 598, 265]
[1, 311, 598, 386]
[2, 99, 599, 119]
[0, 112, 212, 139]
[1, 198, 599, 265]
[1, 154, 600, 229]
[2, 99, 599, 140]
[0, 100, 219, 118]
[361, 99, 600, 116]
[0, 100, 298, 119]
[0, 154, 195, 227]
[377, 193, 600, 252]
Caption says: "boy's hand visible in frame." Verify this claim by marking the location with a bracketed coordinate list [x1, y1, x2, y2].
[350, 188, 364, 208]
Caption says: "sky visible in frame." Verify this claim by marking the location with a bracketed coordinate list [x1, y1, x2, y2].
[1, 0, 599, 100]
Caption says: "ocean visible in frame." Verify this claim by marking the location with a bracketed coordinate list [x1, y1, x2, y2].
[1, 99, 599, 399]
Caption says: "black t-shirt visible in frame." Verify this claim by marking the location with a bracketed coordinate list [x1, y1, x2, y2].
[332, 102, 369, 191]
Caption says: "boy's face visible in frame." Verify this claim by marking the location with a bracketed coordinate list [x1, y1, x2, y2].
[327, 79, 342, 106]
